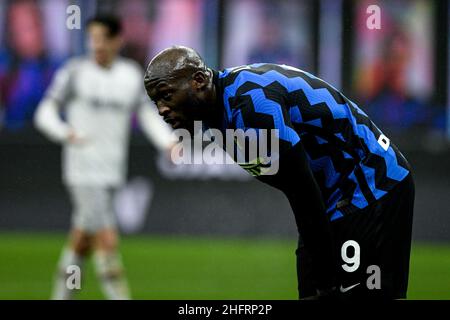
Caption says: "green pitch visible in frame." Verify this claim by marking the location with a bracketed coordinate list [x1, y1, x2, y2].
[0, 233, 449, 299]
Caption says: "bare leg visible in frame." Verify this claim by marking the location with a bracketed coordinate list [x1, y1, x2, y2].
[93, 228, 130, 300]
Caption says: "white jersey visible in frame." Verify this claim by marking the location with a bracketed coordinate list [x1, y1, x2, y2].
[35, 56, 174, 187]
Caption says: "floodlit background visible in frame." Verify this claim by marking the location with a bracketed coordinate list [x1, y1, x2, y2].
[0, 0, 449, 299]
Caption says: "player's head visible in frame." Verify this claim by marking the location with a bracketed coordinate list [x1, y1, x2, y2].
[144, 46, 216, 134]
[86, 15, 123, 67]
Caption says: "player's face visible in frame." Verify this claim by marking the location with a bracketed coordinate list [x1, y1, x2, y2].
[147, 77, 207, 134]
[87, 23, 122, 66]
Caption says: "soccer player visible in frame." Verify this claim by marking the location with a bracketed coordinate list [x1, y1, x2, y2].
[143, 46, 415, 300]
[34, 16, 174, 300]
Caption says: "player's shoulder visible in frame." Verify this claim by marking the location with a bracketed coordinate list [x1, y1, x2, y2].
[222, 64, 301, 104]
[221, 63, 305, 92]
[62, 55, 90, 69]
[221, 64, 267, 98]
[221, 63, 272, 81]
[53, 56, 91, 78]
[222, 63, 302, 79]
[50, 56, 89, 81]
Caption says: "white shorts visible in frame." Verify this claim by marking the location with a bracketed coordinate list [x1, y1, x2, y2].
[68, 186, 117, 233]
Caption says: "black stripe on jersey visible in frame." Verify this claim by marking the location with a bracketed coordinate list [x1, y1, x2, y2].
[228, 94, 275, 129]
[293, 123, 361, 161]
[229, 85, 293, 133]
[354, 165, 377, 204]
[235, 81, 265, 96]
[364, 153, 404, 191]
[221, 63, 302, 88]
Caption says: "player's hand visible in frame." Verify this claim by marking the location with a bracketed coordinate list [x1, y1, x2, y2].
[67, 129, 87, 145]
[166, 142, 183, 164]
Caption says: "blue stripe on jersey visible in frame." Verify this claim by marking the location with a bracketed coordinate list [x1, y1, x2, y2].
[315, 136, 328, 145]
[348, 171, 369, 209]
[342, 151, 353, 159]
[308, 156, 341, 189]
[304, 118, 323, 127]
[354, 122, 409, 181]
[289, 106, 302, 123]
[335, 133, 345, 141]
[360, 163, 388, 200]
[330, 211, 344, 221]
[239, 88, 300, 146]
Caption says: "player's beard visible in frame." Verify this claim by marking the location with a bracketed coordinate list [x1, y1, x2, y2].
[183, 92, 208, 135]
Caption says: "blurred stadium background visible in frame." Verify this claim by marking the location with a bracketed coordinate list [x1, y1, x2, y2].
[0, 0, 449, 299]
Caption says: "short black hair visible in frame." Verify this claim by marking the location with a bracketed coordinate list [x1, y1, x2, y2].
[86, 15, 122, 38]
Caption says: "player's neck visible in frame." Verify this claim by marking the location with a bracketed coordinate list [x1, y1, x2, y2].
[205, 77, 223, 129]
[207, 68, 225, 129]
[94, 56, 117, 69]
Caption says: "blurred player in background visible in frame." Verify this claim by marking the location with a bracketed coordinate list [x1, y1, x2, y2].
[144, 46, 415, 300]
[34, 16, 174, 300]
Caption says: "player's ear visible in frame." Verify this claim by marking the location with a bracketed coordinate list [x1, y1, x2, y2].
[191, 70, 208, 90]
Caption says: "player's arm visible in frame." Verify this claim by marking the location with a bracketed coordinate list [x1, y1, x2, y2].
[262, 141, 338, 298]
[34, 59, 80, 144]
[230, 92, 338, 296]
[34, 98, 73, 143]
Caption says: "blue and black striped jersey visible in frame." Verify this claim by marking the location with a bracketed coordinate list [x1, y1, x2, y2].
[214, 63, 410, 221]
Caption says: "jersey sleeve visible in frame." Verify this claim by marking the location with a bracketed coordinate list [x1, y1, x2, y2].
[44, 58, 77, 104]
[33, 59, 78, 142]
